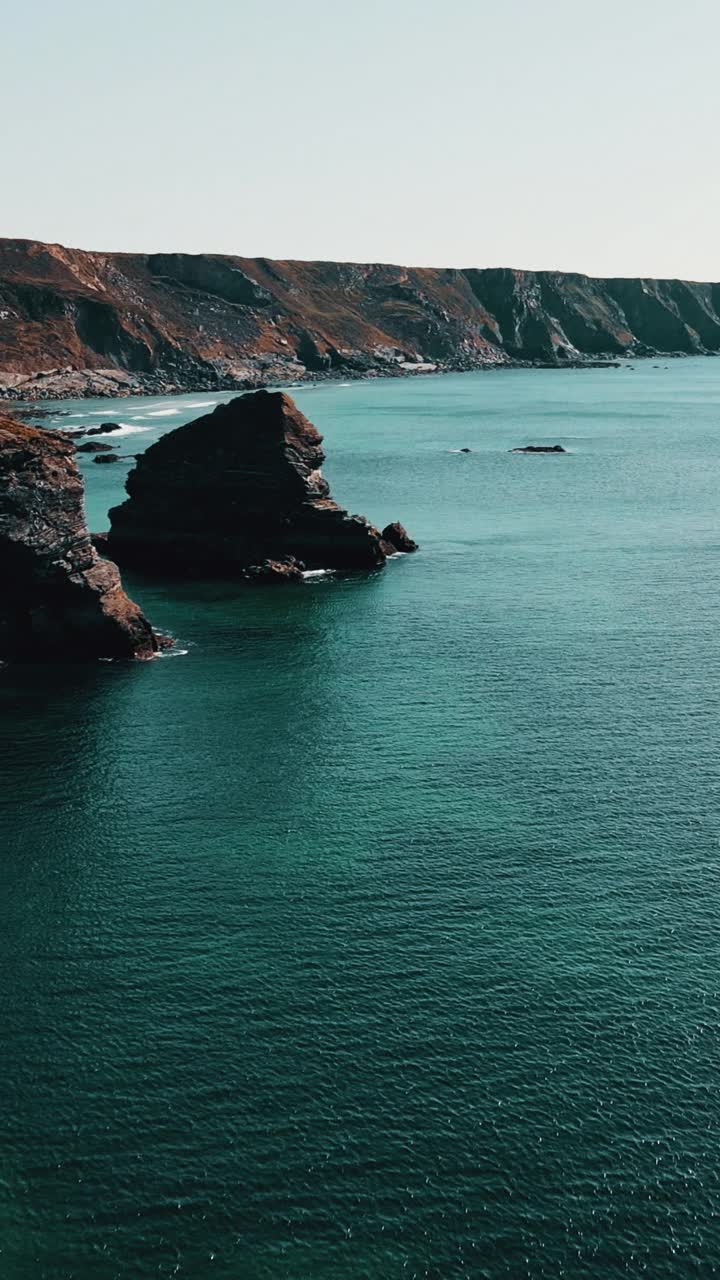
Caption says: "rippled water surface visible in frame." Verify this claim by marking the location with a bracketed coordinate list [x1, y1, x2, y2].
[3, 363, 720, 1277]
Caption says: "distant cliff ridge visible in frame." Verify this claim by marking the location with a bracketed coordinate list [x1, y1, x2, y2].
[1, 239, 719, 398]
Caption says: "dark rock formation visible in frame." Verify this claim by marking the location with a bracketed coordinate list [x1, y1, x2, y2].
[245, 558, 305, 584]
[511, 444, 566, 454]
[94, 452, 121, 463]
[2, 239, 720, 398]
[0, 416, 165, 661]
[107, 391, 412, 578]
[381, 522, 419, 553]
[83, 421, 124, 436]
[77, 441, 114, 452]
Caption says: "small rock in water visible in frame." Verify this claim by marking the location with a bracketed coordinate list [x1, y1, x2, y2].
[77, 441, 114, 452]
[381, 522, 419, 553]
[83, 422, 123, 436]
[94, 452, 121, 463]
[510, 444, 566, 454]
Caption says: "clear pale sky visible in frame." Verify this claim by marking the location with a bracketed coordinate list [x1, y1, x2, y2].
[3, 0, 718, 278]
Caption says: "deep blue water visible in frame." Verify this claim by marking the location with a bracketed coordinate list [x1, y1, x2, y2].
[3, 362, 720, 1277]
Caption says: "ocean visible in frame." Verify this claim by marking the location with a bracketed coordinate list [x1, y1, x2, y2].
[2, 361, 720, 1277]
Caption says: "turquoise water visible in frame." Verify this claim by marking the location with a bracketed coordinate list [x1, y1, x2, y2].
[3, 362, 720, 1277]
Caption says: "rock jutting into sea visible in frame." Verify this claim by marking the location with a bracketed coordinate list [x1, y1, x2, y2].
[0, 416, 166, 661]
[106, 391, 416, 578]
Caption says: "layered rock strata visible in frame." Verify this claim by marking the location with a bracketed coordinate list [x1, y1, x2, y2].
[2, 239, 720, 399]
[0, 416, 164, 660]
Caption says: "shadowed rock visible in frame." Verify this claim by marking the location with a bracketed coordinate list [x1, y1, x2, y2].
[0, 416, 166, 661]
[106, 391, 415, 578]
[381, 522, 418, 553]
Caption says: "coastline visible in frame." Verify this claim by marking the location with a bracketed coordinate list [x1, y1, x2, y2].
[0, 352, 683, 405]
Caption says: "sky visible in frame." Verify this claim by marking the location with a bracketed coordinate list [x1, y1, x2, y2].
[2, 0, 719, 279]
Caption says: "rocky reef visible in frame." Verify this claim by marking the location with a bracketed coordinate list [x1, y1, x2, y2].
[106, 391, 414, 578]
[0, 416, 164, 661]
[2, 239, 720, 399]
[511, 444, 566, 454]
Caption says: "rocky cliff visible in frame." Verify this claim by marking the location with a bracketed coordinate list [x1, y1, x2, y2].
[0, 416, 164, 660]
[106, 391, 412, 578]
[1, 240, 719, 399]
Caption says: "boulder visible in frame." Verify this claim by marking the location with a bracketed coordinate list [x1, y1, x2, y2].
[94, 452, 121, 463]
[77, 441, 114, 452]
[0, 416, 166, 661]
[107, 391, 414, 577]
[381, 522, 419, 553]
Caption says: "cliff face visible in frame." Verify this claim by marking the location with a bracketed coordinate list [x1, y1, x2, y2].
[107, 391, 410, 578]
[1, 239, 719, 398]
[0, 416, 163, 660]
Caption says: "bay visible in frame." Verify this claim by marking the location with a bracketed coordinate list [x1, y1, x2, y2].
[2, 361, 720, 1277]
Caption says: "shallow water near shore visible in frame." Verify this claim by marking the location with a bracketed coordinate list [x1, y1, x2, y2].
[3, 361, 720, 1277]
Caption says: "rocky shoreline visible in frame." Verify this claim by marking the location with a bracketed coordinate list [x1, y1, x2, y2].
[0, 354, 662, 403]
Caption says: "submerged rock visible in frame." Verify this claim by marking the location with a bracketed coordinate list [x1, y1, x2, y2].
[0, 416, 165, 661]
[510, 444, 566, 454]
[381, 522, 419, 553]
[107, 391, 416, 577]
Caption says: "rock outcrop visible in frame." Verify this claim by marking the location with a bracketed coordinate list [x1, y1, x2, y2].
[2, 239, 720, 398]
[106, 391, 414, 578]
[381, 522, 419, 553]
[0, 416, 164, 660]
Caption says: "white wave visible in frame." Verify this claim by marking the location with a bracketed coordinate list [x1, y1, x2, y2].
[89, 410, 120, 416]
[183, 400, 217, 409]
[302, 568, 336, 579]
[145, 408, 180, 417]
[109, 423, 153, 436]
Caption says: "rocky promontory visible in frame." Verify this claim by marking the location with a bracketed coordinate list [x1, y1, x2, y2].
[0, 416, 164, 660]
[106, 391, 414, 578]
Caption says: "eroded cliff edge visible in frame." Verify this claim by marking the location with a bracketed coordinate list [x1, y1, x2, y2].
[0, 416, 164, 660]
[1, 239, 720, 398]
